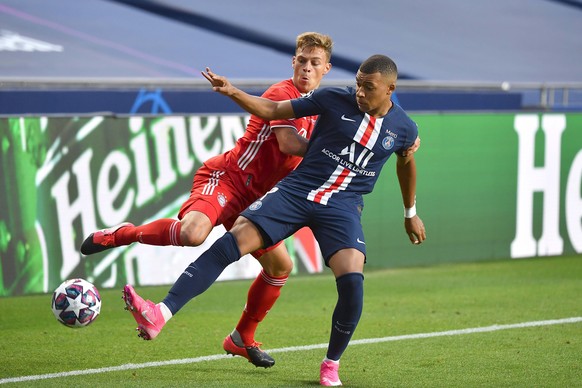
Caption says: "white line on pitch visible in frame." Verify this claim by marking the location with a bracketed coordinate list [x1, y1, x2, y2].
[1, 317, 581, 385]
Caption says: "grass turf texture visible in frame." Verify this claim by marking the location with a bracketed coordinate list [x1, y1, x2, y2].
[1, 255, 581, 387]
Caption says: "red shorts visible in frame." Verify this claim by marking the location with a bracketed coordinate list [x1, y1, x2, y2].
[178, 166, 283, 257]
[178, 167, 254, 229]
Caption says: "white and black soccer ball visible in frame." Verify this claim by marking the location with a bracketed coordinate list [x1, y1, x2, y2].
[51, 278, 101, 328]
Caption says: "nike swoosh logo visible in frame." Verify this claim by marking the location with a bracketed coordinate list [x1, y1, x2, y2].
[357, 238, 365, 245]
[142, 310, 155, 325]
[341, 114, 355, 122]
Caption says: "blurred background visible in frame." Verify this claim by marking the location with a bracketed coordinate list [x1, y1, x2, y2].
[1, 0, 581, 296]
[2, 0, 582, 113]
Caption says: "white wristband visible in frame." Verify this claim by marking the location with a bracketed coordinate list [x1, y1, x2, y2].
[404, 202, 417, 218]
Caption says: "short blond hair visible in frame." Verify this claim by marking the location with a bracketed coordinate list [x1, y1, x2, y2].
[296, 32, 333, 62]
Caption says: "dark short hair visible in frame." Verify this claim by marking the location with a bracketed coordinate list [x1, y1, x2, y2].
[359, 55, 398, 77]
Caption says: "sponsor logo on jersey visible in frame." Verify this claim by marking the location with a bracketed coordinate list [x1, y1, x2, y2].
[382, 136, 395, 150]
[341, 114, 356, 122]
[385, 129, 398, 138]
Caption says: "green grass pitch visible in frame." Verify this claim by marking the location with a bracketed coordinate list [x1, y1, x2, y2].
[1, 255, 581, 387]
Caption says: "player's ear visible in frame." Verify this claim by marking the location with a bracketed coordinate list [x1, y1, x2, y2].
[323, 62, 332, 75]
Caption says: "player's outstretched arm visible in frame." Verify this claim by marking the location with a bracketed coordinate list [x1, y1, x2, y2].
[202, 67, 295, 120]
[396, 154, 426, 245]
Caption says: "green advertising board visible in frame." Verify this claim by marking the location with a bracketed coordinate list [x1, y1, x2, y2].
[363, 112, 582, 268]
[0, 115, 325, 297]
[1, 113, 581, 296]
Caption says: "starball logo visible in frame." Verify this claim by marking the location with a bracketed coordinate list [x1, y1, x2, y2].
[0, 30, 63, 52]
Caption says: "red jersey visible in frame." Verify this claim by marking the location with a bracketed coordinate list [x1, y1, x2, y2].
[203, 79, 317, 199]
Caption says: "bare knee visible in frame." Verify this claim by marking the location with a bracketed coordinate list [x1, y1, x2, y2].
[264, 259, 293, 277]
[229, 216, 264, 256]
[328, 248, 365, 278]
[258, 245, 294, 277]
[179, 211, 213, 246]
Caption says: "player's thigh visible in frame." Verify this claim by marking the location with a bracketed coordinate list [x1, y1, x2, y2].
[241, 187, 309, 248]
[312, 202, 366, 266]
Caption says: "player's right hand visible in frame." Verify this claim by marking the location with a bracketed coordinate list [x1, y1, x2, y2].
[202, 67, 234, 95]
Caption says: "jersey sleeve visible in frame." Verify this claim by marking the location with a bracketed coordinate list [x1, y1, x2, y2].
[396, 119, 419, 156]
[262, 82, 302, 130]
[290, 88, 327, 119]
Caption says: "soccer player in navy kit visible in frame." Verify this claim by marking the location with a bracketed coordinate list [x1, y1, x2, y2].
[123, 54, 426, 386]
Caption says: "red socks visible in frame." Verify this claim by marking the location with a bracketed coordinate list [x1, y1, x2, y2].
[115, 219, 182, 246]
[236, 269, 288, 346]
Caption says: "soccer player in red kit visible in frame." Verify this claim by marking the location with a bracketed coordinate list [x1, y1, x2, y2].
[81, 32, 334, 367]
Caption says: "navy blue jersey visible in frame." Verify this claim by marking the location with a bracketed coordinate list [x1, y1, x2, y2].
[280, 87, 418, 204]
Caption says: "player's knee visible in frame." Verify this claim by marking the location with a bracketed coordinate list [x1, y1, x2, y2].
[260, 252, 294, 277]
[179, 222, 210, 246]
[264, 261, 293, 277]
[179, 211, 213, 246]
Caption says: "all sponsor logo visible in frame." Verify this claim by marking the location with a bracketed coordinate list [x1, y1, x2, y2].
[385, 129, 398, 138]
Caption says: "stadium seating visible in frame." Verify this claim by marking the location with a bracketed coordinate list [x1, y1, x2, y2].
[1, 0, 581, 113]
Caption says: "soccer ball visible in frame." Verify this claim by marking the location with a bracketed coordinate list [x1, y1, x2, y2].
[51, 278, 101, 328]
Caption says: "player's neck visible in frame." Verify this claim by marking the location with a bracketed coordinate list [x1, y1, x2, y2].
[369, 100, 393, 118]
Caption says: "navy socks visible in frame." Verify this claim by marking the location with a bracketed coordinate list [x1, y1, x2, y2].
[162, 232, 241, 315]
[326, 272, 364, 361]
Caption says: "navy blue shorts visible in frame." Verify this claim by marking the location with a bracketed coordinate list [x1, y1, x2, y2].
[241, 187, 366, 266]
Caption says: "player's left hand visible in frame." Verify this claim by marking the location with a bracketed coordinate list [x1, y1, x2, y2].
[402, 136, 420, 157]
[404, 215, 426, 245]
